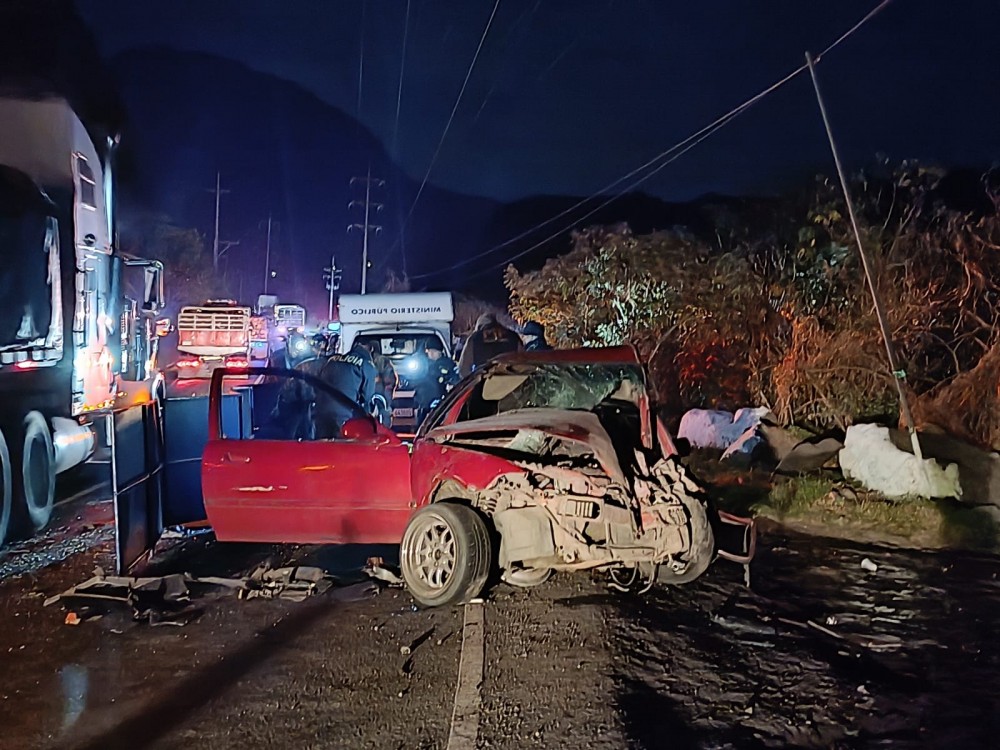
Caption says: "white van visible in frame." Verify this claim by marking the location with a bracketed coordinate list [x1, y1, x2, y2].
[337, 292, 454, 432]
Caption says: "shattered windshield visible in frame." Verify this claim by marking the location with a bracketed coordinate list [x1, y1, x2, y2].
[459, 362, 646, 422]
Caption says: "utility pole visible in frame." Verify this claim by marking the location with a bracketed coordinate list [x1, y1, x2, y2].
[210, 171, 232, 273]
[349, 165, 384, 294]
[263, 214, 272, 294]
[323, 255, 343, 320]
[805, 51, 923, 459]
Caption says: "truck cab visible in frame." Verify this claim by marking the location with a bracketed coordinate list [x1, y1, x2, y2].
[0, 96, 165, 546]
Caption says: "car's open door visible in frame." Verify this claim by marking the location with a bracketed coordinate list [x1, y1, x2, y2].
[201, 367, 413, 544]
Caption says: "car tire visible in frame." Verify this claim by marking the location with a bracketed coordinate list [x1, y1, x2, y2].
[401, 502, 492, 607]
[0, 426, 12, 547]
[656, 463, 715, 586]
[501, 567, 552, 588]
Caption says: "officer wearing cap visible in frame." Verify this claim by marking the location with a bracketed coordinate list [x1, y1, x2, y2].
[520, 320, 552, 352]
[413, 338, 459, 424]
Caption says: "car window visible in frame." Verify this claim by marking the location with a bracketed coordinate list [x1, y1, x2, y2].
[355, 333, 447, 358]
[222, 369, 368, 441]
[458, 363, 645, 422]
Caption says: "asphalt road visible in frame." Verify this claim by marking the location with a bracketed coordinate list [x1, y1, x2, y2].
[0, 460, 112, 581]
[1, 525, 998, 750]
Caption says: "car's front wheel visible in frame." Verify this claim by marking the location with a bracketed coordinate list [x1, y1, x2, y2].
[401, 502, 492, 607]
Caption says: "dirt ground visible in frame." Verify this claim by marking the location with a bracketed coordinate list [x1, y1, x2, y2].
[2, 518, 999, 750]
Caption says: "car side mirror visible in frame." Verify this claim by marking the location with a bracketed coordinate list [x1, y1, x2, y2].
[143, 264, 164, 311]
[341, 416, 378, 441]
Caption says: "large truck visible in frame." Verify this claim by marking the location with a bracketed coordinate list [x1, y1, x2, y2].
[176, 301, 251, 379]
[337, 292, 454, 433]
[0, 96, 165, 548]
[273, 303, 306, 335]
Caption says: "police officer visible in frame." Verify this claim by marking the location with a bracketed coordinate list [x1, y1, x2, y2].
[316, 339, 377, 432]
[520, 320, 552, 352]
[413, 339, 459, 425]
[264, 332, 325, 440]
[457, 313, 523, 376]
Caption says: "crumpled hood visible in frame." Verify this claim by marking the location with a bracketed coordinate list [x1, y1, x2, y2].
[425, 408, 627, 486]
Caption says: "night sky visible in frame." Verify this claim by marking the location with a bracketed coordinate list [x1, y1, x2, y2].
[77, 0, 1000, 204]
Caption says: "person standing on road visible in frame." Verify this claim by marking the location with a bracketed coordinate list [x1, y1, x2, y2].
[413, 339, 459, 424]
[316, 339, 377, 432]
[520, 321, 552, 352]
[457, 313, 522, 377]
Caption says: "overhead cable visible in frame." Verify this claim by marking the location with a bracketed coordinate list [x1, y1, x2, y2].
[412, 0, 894, 282]
[401, 0, 503, 234]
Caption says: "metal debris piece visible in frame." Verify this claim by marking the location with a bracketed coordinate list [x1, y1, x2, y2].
[364, 557, 405, 586]
[240, 564, 334, 602]
[45, 563, 340, 626]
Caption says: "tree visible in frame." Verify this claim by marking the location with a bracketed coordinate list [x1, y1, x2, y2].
[505, 162, 1000, 439]
[120, 213, 232, 314]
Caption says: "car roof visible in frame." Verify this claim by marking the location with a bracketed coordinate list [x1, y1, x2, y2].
[491, 344, 640, 366]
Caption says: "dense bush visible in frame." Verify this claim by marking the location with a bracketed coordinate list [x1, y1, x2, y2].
[506, 163, 1000, 443]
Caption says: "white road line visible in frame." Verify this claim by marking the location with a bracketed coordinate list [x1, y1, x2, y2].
[447, 600, 485, 750]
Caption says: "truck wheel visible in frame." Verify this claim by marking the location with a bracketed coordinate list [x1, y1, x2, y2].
[0, 427, 12, 547]
[401, 502, 492, 607]
[21, 412, 55, 532]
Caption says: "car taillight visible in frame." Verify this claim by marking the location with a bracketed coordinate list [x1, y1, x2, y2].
[177, 357, 200, 369]
[225, 355, 250, 368]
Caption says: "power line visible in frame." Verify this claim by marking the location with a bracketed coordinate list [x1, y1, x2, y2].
[392, 0, 412, 276]
[400, 0, 502, 234]
[391, 0, 411, 159]
[356, 0, 367, 128]
[413, 0, 894, 283]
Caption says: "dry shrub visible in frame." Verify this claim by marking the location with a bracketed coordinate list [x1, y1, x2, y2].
[911, 340, 1000, 450]
[770, 315, 897, 429]
[504, 163, 1000, 436]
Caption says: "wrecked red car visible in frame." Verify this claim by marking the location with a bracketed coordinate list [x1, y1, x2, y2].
[201, 346, 753, 607]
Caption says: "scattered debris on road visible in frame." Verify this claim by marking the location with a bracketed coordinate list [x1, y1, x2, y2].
[239, 564, 333, 602]
[364, 557, 405, 586]
[43, 563, 351, 626]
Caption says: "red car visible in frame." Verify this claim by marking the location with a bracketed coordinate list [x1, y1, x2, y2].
[202, 346, 753, 607]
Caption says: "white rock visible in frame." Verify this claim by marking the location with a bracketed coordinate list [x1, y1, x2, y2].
[839, 424, 962, 499]
[860, 558, 878, 573]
